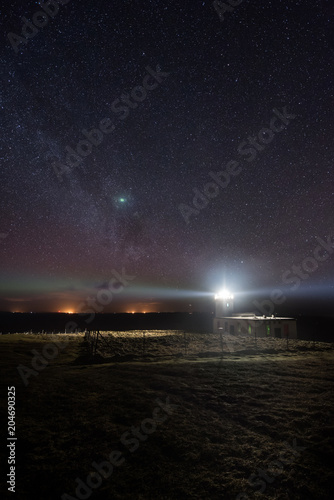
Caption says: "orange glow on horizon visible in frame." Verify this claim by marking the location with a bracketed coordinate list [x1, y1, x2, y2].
[126, 311, 153, 314]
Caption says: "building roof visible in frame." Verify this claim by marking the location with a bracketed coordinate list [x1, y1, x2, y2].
[216, 315, 296, 321]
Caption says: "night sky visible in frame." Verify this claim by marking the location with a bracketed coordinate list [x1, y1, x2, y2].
[1, 0, 334, 314]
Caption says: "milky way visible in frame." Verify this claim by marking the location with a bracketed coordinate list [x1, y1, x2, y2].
[1, 0, 334, 312]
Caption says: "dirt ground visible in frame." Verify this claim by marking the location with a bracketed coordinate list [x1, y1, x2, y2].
[1, 333, 334, 499]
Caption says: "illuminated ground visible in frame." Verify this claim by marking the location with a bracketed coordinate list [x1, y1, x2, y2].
[87, 330, 333, 361]
[0, 333, 333, 499]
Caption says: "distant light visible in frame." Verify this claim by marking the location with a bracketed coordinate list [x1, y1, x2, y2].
[215, 289, 234, 300]
[119, 198, 126, 203]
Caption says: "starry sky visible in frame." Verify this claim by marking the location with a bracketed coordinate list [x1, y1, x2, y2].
[0, 0, 334, 314]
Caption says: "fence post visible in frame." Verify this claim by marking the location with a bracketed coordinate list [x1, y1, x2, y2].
[93, 331, 99, 356]
[96, 331, 100, 355]
[91, 331, 94, 354]
[142, 331, 146, 357]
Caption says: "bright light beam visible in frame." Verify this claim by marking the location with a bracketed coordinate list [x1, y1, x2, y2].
[214, 289, 234, 300]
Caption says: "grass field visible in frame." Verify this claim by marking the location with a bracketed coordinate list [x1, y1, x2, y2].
[1, 333, 334, 499]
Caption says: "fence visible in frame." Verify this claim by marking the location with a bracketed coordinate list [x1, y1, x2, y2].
[85, 330, 197, 357]
[83, 329, 330, 360]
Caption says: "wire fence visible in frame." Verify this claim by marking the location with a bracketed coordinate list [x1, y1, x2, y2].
[4, 330, 332, 360]
[84, 330, 334, 360]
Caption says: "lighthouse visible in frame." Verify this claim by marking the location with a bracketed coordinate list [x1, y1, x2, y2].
[213, 289, 297, 338]
[214, 290, 234, 317]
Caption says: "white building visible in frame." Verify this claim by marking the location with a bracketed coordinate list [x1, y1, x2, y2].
[213, 292, 297, 339]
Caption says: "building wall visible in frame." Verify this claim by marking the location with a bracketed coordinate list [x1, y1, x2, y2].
[213, 317, 297, 339]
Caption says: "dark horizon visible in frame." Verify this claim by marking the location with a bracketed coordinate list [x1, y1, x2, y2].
[0, 292, 333, 317]
[1, 310, 334, 344]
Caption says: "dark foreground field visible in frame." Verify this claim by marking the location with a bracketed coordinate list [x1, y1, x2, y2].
[1, 334, 334, 499]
